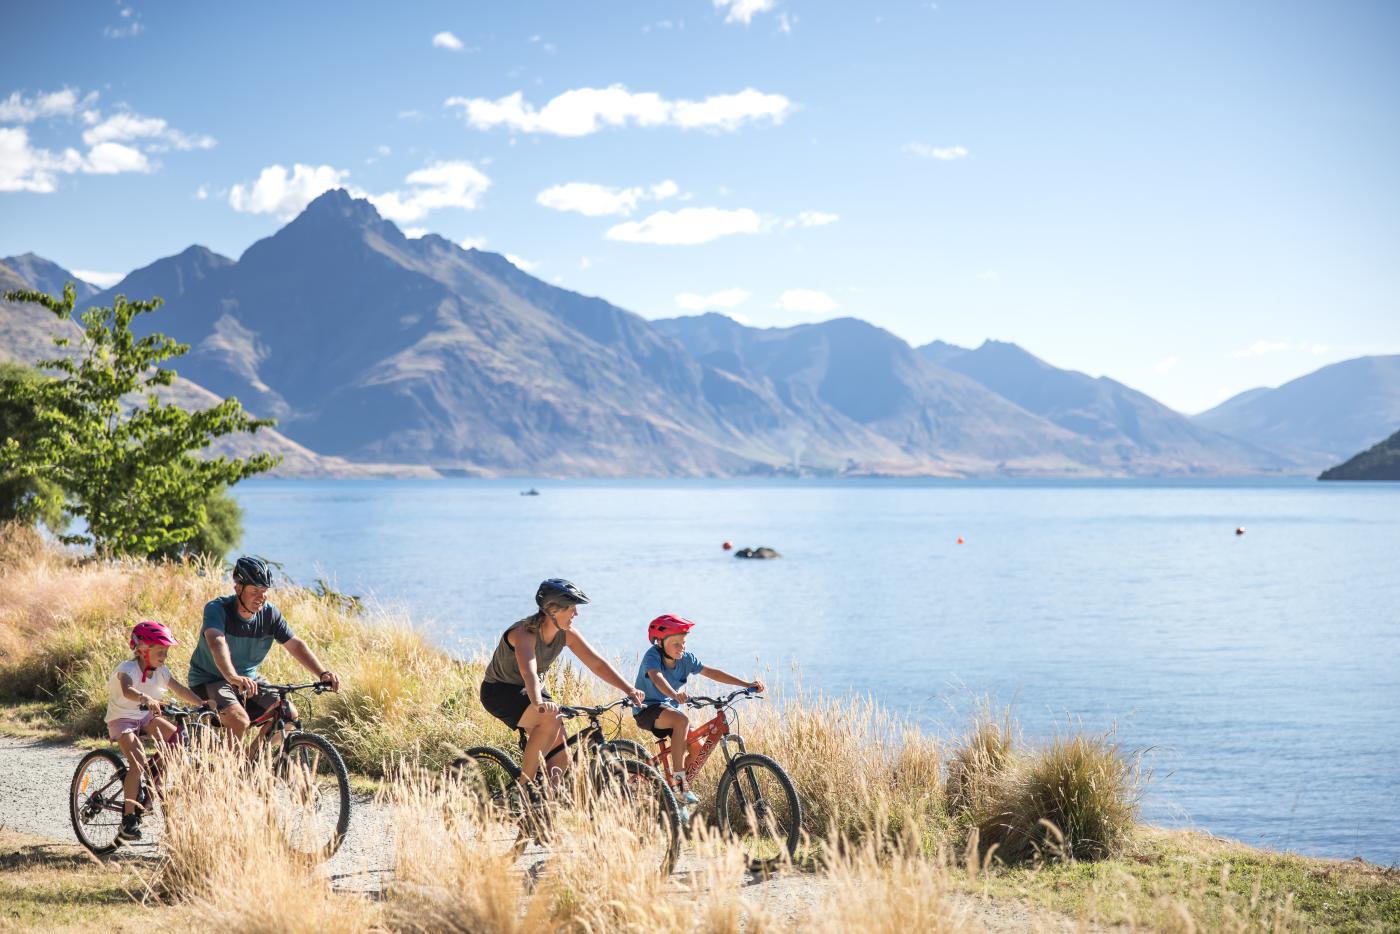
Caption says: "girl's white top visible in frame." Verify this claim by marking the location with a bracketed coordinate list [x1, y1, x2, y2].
[104, 658, 172, 723]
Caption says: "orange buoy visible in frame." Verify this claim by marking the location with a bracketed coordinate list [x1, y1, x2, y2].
[722, 541, 733, 551]
[956, 537, 965, 545]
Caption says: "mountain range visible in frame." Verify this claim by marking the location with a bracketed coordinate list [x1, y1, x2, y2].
[3, 189, 1395, 478]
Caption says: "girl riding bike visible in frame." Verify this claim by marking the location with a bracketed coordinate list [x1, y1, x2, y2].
[104, 621, 204, 842]
[478, 579, 645, 785]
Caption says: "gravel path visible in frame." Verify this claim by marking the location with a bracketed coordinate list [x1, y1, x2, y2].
[0, 734, 1091, 931]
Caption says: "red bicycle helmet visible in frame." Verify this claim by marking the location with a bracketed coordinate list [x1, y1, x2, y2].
[648, 614, 695, 644]
[130, 620, 177, 650]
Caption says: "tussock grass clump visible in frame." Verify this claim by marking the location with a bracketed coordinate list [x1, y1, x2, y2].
[944, 705, 1015, 815]
[803, 828, 974, 933]
[958, 728, 1141, 865]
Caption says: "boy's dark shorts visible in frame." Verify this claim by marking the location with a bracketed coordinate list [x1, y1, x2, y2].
[633, 703, 682, 740]
[194, 677, 278, 721]
[479, 679, 553, 728]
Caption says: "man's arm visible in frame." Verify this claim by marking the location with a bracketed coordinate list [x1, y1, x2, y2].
[284, 638, 340, 691]
[204, 628, 257, 696]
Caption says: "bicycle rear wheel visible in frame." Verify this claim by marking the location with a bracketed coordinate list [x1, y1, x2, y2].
[594, 756, 682, 875]
[716, 753, 802, 872]
[70, 749, 128, 856]
[274, 732, 351, 859]
[447, 746, 530, 855]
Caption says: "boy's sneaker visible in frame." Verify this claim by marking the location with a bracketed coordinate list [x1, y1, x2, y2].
[672, 776, 700, 806]
[116, 813, 142, 842]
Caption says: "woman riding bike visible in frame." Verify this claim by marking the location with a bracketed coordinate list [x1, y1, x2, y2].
[478, 579, 644, 785]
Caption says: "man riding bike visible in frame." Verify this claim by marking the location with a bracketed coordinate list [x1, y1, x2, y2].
[187, 556, 341, 739]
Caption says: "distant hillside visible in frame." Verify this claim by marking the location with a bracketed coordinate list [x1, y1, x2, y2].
[1, 260, 427, 479]
[918, 339, 1293, 474]
[0, 253, 99, 301]
[12, 189, 1350, 478]
[1193, 356, 1400, 471]
[1319, 429, 1400, 481]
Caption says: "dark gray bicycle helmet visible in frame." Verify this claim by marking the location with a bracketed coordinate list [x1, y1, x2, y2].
[232, 555, 274, 588]
[535, 578, 590, 608]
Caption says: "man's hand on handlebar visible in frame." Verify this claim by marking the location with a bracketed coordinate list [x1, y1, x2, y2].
[319, 669, 341, 692]
[230, 674, 258, 698]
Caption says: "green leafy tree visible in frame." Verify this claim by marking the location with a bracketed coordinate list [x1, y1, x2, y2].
[0, 284, 280, 557]
[0, 362, 67, 533]
[153, 485, 244, 562]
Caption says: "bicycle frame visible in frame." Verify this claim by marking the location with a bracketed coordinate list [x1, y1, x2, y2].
[652, 706, 748, 781]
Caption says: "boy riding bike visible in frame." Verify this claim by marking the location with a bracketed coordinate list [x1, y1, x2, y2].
[104, 621, 205, 842]
[632, 614, 763, 804]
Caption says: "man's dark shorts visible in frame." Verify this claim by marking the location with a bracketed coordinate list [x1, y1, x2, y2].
[194, 677, 279, 721]
[479, 680, 553, 729]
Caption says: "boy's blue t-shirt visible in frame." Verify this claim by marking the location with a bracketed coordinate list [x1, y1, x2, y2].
[634, 646, 703, 711]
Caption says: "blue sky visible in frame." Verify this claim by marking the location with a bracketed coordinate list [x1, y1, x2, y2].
[2, 0, 1397, 413]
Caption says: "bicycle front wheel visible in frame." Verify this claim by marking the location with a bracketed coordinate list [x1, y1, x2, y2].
[447, 746, 530, 855]
[594, 756, 682, 875]
[715, 753, 802, 872]
[274, 732, 351, 860]
[69, 749, 128, 856]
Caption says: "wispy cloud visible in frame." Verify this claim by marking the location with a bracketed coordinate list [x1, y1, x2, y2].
[536, 179, 678, 217]
[228, 164, 350, 219]
[431, 31, 464, 51]
[103, 4, 144, 39]
[72, 268, 124, 288]
[368, 161, 491, 223]
[776, 288, 837, 314]
[606, 207, 762, 245]
[676, 288, 750, 311]
[1155, 355, 1180, 375]
[505, 253, 538, 272]
[903, 143, 969, 161]
[446, 85, 791, 136]
[790, 210, 838, 228]
[83, 112, 215, 151]
[714, 0, 777, 25]
[1231, 340, 1328, 359]
[460, 236, 487, 250]
[0, 88, 91, 123]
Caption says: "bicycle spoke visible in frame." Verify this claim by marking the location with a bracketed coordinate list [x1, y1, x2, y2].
[718, 755, 801, 869]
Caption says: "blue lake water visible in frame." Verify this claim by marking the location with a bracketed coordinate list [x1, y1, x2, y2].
[231, 478, 1400, 865]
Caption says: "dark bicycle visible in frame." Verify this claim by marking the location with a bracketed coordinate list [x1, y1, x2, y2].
[448, 697, 683, 874]
[69, 682, 351, 860]
[69, 702, 214, 856]
[613, 687, 802, 872]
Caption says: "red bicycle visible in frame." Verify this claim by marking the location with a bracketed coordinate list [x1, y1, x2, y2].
[611, 687, 801, 871]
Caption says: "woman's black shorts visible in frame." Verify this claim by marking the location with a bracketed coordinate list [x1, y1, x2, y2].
[633, 703, 681, 739]
[479, 679, 552, 728]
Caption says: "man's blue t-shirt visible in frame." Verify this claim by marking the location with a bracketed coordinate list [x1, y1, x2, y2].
[187, 596, 294, 687]
[633, 646, 704, 712]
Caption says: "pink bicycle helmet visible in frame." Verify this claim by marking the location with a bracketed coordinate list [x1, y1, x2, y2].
[648, 614, 695, 645]
[130, 620, 178, 650]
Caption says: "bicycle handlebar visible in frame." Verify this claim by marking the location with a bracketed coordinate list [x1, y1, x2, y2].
[263, 681, 333, 695]
[557, 697, 640, 719]
[686, 687, 762, 710]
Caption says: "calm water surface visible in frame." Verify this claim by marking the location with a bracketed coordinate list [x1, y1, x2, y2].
[232, 479, 1400, 864]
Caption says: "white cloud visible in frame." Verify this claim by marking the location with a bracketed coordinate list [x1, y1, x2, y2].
[376, 144, 391, 157]
[104, 5, 144, 39]
[676, 288, 750, 311]
[367, 160, 490, 223]
[397, 110, 424, 121]
[460, 236, 487, 250]
[579, 257, 592, 269]
[85, 141, 150, 174]
[402, 227, 429, 238]
[776, 288, 837, 314]
[505, 253, 537, 272]
[1155, 355, 1180, 375]
[0, 127, 84, 192]
[778, 12, 795, 32]
[83, 112, 216, 151]
[228, 164, 350, 219]
[0, 88, 84, 123]
[71, 269, 123, 288]
[714, 0, 777, 25]
[432, 31, 464, 51]
[606, 207, 762, 245]
[1231, 340, 1292, 359]
[445, 85, 791, 136]
[904, 143, 969, 161]
[794, 210, 837, 227]
[195, 184, 209, 200]
[535, 179, 679, 217]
